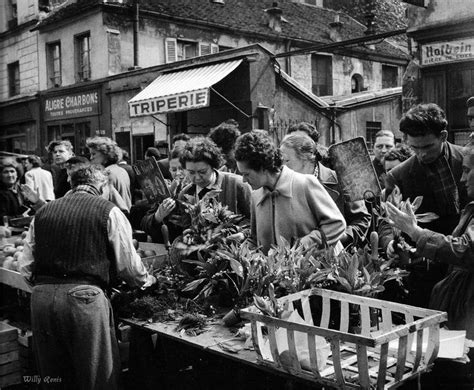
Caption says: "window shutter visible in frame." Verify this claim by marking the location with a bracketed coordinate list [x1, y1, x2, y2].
[210, 43, 219, 54]
[165, 38, 177, 63]
[198, 42, 211, 56]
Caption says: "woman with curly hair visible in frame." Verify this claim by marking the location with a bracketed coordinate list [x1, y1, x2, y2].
[144, 137, 251, 243]
[208, 120, 241, 173]
[86, 136, 132, 211]
[234, 130, 346, 254]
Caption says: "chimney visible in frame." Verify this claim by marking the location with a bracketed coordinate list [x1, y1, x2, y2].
[265, 2, 283, 33]
[328, 13, 343, 42]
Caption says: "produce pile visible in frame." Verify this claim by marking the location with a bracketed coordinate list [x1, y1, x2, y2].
[0, 231, 27, 272]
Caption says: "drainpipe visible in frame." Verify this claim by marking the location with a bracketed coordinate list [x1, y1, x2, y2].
[132, 0, 139, 68]
[285, 40, 291, 75]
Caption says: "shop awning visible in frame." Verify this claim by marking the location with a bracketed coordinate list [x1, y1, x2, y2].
[129, 59, 242, 117]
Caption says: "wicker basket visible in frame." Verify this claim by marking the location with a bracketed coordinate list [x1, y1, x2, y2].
[240, 288, 447, 389]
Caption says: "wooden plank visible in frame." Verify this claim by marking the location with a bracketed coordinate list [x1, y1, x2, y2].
[360, 305, 371, 337]
[426, 326, 440, 365]
[0, 340, 18, 354]
[286, 329, 301, 373]
[340, 300, 349, 333]
[267, 325, 282, 368]
[301, 296, 313, 325]
[356, 344, 370, 388]
[320, 296, 330, 329]
[0, 322, 18, 344]
[412, 329, 423, 372]
[330, 339, 345, 387]
[0, 350, 19, 365]
[307, 334, 321, 378]
[0, 267, 32, 293]
[381, 308, 392, 332]
[395, 335, 408, 381]
[376, 342, 389, 389]
[0, 360, 20, 376]
[250, 321, 263, 360]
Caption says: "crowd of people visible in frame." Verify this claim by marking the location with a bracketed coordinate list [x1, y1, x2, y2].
[0, 99, 471, 388]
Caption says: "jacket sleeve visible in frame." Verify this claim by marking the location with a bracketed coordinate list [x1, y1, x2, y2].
[300, 177, 346, 248]
[415, 219, 474, 271]
[343, 199, 371, 246]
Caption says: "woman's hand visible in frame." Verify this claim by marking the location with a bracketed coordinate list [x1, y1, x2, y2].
[385, 202, 422, 241]
[154, 198, 176, 223]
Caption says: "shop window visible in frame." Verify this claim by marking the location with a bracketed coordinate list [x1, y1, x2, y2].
[46, 41, 61, 88]
[382, 65, 398, 89]
[366, 121, 382, 153]
[311, 54, 332, 96]
[75, 32, 91, 81]
[165, 38, 198, 63]
[351, 74, 364, 93]
[8, 61, 20, 97]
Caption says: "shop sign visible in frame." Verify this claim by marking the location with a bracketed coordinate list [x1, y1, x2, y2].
[44, 90, 100, 121]
[129, 89, 209, 117]
[421, 38, 474, 66]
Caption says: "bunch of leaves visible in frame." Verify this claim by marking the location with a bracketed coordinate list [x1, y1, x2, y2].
[265, 238, 322, 296]
[172, 191, 248, 257]
[375, 185, 439, 255]
[307, 244, 409, 297]
[213, 241, 270, 307]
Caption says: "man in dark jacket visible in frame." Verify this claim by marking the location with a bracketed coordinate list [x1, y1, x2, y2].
[19, 165, 156, 389]
[381, 103, 468, 308]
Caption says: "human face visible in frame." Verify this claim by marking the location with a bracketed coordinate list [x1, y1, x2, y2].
[373, 136, 395, 161]
[468, 115, 474, 131]
[169, 158, 184, 181]
[185, 161, 213, 188]
[89, 149, 107, 166]
[2, 167, 18, 187]
[280, 145, 309, 174]
[236, 161, 268, 190]
[460, 151, 474, 199]
[53, 145, 73, 165]
[405, 131, 447, 165]
[384, 159, 402, 172]
[24, 160, 33, 171]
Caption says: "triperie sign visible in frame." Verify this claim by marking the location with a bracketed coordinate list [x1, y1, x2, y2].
[129, 89, 209, 117]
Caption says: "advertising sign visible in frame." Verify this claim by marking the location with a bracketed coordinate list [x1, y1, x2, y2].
[44, 90, 100, 121]
[421, 38, 474, 66]
[129, 89, 209, 117]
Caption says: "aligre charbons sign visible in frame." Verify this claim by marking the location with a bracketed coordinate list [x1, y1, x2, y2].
[44, 90, 100, 121]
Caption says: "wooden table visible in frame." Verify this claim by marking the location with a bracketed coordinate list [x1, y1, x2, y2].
[121, 317, 324, 390]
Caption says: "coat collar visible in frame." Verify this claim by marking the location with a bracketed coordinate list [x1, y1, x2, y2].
[254, 166, 293, 206]
[317, 162, 338, 185]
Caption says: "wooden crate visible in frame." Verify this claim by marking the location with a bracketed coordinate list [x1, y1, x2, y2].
[0, 322, 21, 388]
[0, 267, 32, 293]
[240, 288, 447, 390]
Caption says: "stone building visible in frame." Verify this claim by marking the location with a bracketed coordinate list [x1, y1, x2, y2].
[0, 0, 409, 158]
[403, 0, 474, 144]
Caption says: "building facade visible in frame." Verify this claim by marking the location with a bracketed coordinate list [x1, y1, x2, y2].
[404, 0, 474, 145]
[1, 0, 409, 158]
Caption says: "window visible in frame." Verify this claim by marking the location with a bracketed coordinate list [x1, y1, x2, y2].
[8, 61, 20, 97]
[351, 74, 364, 93]
[75, 32, 91, 81]
[198, 42, 219, 56]
[47, 41, 61, 87]
[366, 121, 382, 153]
[382, 65, 398, 89]
[311, 54, 332, 96]
[165, 38, 200, 63]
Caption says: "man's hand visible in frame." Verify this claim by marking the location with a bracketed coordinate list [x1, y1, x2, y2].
[20, 184, 41, 204]
[141, 274, 157, 290]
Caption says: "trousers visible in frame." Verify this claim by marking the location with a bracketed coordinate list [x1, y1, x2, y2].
[31, 283, 120, 390]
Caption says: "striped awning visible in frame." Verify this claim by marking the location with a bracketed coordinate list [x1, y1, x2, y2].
[128, 59, 242, 117]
